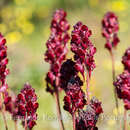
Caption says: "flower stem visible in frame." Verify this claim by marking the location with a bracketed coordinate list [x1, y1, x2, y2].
[25, 113, 27, 130]
[110, 51, 119, 110]
[123, 109, 127, 130]
[72, 113, 76, 130]
[1, 109, 8, 130]
[54, 91, 65, 130]
[14, 121, 18, 130]
[86, 70, 90, 104]
[0, 93, 8, 130]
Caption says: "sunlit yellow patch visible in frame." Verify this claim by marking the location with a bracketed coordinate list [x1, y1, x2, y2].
[6, 31, 22, 44]
[21, 21, 34, 35]
[1, 7, 13, 21]
[42, 26, 50, 38]
[15, 7, 33, 19]
[16, 19, 34, 35]
[0, 24, 7, 34]
[36, 6, 49, 19]
[88, 0, 99, 7]
[103, 59, 123, 72]
[102, 59, 111, 70]
[14, 0, 27, 5]
[113, 108, 118, 116]
[120, 21, 128, 32]
[107, 119, 115, 126]
[111, 1, 127, 12]
[115, 60, 123, 72]
[119, 106, 124, 114]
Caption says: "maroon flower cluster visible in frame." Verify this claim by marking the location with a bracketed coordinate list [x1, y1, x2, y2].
[76, 98, 103, 130]
[4, 95, 18, 120]
[63, 77, 86, 114]
[114, 71, 130, 110]
[102, 12, 120, 51]
[71, 22, 96, 77]
[15, 83, 39, 129]
[60, 59, 82, 90]
[0, 33, 9, 93]
[122, 47, 130, 72]
[45, 9, 70, 94]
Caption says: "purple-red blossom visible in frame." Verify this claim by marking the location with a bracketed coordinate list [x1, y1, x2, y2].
[63, 77, 86, 114]
[122, 47, 130, 72]
[71, 22, 96, 77]
[4, 95, 18, 121]
[102, 12, 120, 51]
[15, 83, 39, 130]
[76, 97, 103, 130]
[0, 33, 9, 93]
[45, 9, 70, 94]
[60, 59, 83, 90]
[114, 71, 130, 110]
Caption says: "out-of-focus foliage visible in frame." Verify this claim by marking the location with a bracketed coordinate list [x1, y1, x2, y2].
[0, 0, 130, 130]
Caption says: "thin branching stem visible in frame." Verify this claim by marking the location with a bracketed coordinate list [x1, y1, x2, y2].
[86, 70, 90, 104]
[123, 109, 127, 130]
[55, 90, 65, 130]
[14, 121, 18, 130]
[110, 51, 119, 110]
[0, 93, 8, 130]
[25, 113, 27, 130]
[72, 113, 76, 130]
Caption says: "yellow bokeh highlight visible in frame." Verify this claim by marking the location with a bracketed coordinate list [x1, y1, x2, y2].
[0, 24, 7, 34]
[111, 1, 127, 12]
[119, 105, 124, 114]
[36, 6, 49, 19]
[15, 7, 33, 19]
[88, 0, 99, 7]
[107, 119, 115, 126]
[120, 21, 128, 32]
[14, 0, 27, 5]
[16, 18, 34, 35]
[6, 31, 22, 44]
[1, 7, 13, 21]
[103, 59, 123, 72]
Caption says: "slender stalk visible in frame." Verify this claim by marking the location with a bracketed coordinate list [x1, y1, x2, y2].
[0, 93, 8, 130]
[54, 91, 65, 130]
[110, 51, 119, 110]
[72, 113, 76, 130]
[86, 70, 90, 104]
[25, 113, 27, 130]
[1, 109, 8, 130]
[123, 109, 127, 130]
[14, 121, 18, 130]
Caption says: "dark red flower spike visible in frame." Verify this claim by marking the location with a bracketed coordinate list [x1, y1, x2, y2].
[102, 12, 120, 51]
[45, 9, 70, 94]
[15, 83, 39, 130]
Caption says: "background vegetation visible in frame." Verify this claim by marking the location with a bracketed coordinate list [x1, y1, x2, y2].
[0, 0, 130, 129]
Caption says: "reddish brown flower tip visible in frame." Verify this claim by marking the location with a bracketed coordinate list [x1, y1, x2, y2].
[102, 12, 120, 51]
[71, 21, 96, 77]
[76, 97, 103, 130]
[44, 9, 70, 94]
[15, 83, 39, 129]
[122, 47, 130, 72]
[0, 33, 9, 93]
[114, 71, 130, 110]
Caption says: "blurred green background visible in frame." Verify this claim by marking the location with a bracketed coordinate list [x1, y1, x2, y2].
[0, 0, 130, 129]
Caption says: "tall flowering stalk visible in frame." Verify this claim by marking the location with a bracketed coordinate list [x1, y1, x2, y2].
[0, 33, 9, 130]
[70, 22, 96, 103]
[102, 12, 120, 110]
[61, 22, 103, 130]
[114, 48, 130, 130]
[14, 83, 39, 130]
[44, 9, 70, 130]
